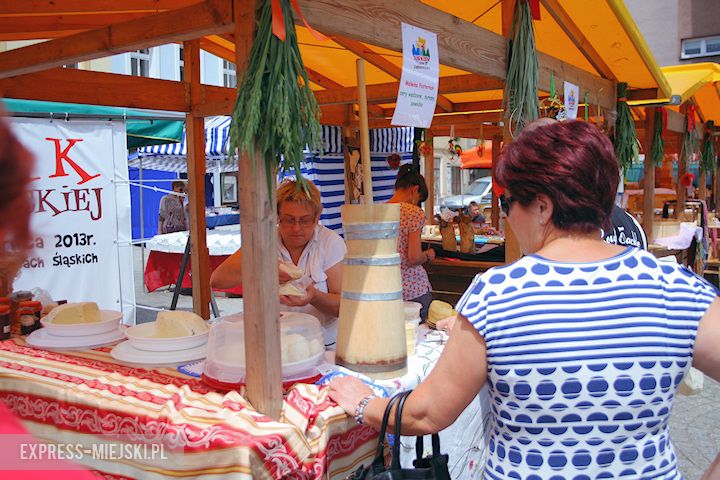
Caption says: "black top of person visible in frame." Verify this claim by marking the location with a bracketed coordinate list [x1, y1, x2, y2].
[602, 205, 648, 250]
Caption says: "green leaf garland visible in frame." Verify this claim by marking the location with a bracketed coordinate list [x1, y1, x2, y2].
[613, 82, 639, 173]
[650, 107, 664, 166]
[503, 0, 539, 137]
[700, 120, 715, 173]
[229, 0, 321, 192]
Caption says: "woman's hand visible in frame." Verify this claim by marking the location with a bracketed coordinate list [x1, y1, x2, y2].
[327, 376, 375, 416]
[435, 315, 457, 334]
[278, 262, 294, 284]
[425, 248, 436, 262]
[279, 282, 316, 307]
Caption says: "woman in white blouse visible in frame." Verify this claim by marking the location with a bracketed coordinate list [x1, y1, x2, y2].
[211, 179, 346, 348]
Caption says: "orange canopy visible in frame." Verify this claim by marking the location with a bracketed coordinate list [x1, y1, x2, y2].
[460, 141, 493, 169]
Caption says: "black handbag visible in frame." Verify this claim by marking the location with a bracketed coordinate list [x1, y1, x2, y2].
[347, 390, 451, 480]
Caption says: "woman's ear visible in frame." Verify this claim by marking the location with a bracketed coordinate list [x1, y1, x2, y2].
[535, 194, 554, 225]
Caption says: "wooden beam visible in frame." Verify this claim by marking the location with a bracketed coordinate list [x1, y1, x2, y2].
[0, 13, 155, 34]
[0, 0, 202, 15]
[643, 110, 656, 243]
[540, 0, 616, 80]
[501, 0, 516, 37]
[184, 39, 211, 321]
[428, 124, 502, 138]
[332, 36, 454, 113]
[627, 88, 659, 101]
[314, 74, 503, 106]
[491, 134, 502, 229]
[0, 0, 232, 79]
[423, 132, 435, 224]
[0, 68, 190, 111]
[304, 67, 385, 118]
[369, 111, 502, 129]
[296, 0, 615, 110]
[234, 0, 283, 419]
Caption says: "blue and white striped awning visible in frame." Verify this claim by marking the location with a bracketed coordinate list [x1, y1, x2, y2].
[130, 119, 414, 234]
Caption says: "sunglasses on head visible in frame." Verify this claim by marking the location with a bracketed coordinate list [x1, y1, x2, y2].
[499, 194, 515, 216]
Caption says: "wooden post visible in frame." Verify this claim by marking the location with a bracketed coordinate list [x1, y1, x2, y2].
[491, 134, 502, 229]
[677, 111, 687, 218]
[699, 170, 707, 205]
[183, 39, 210, 320]
[715, 136, 720, 212]
[424, 132, 435, 224]
[356, 58, 373, 204]
[643, 109, 656, 243]
[342, 105, 356, 205]
[234, 0, 283, 419]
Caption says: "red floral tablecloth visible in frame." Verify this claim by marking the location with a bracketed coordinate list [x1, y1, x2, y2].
[0, 339, 375, 479]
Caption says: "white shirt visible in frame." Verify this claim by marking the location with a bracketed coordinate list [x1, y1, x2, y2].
[277, 224, 346, 348]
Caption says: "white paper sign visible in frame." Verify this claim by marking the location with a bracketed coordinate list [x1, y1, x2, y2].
[10, 118, 135, 324]
[564, 81, 580, 120]
[391, 23, 440, 128]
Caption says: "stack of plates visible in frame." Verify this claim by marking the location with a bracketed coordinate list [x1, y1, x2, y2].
[111, 322, 209, 365]
[27, 311, 125, 350]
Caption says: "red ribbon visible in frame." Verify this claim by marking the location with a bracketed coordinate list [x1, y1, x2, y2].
[526, 0, 541, 20]
[687, 105, 698, 133]
[272, 0, 329, 42]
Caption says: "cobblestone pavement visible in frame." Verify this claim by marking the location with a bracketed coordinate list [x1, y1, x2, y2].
[670, 375, 720, 480]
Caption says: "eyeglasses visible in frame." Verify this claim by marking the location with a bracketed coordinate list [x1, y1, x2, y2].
[279, 215, 316, 227]
[499, 194, 515, 216]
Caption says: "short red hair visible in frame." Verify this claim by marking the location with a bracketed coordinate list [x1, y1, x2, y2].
[0, 113, 34, 287]
[495, 120, 619, 233]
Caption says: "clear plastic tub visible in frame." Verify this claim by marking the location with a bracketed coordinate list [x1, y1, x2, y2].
[203, 311, 324, 387]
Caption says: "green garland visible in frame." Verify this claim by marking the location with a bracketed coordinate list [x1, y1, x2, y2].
[229, 0, 321, 192]
[614, 82, 639, 173]
[700, 120, 716, 173]
[650, 108, 664, 166]
[680, 113, 699, 164]
[503, 0, 539, 136]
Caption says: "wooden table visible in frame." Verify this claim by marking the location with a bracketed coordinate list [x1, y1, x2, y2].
[424, 258, 503, 305]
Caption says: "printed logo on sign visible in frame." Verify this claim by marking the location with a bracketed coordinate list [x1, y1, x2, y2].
[27, 137, 104, 221]
[411, 36, 431, 65]
[567, 89, 576, 110]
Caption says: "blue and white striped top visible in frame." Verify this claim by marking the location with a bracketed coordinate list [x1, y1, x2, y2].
[456, 247, 716, 480]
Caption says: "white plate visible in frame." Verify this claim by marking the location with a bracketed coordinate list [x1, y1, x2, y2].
[27, 325, 126, 350]
[125, 322, 209, 352]
[111, 341, 207, 365]
[41, 310, 122, 337]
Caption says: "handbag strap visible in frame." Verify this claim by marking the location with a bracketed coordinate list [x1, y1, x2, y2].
[371, 392, 405, 467]
[415, 431, 443, 460]
[390, 390, 413, 470]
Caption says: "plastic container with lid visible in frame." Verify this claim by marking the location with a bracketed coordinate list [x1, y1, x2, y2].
[403, 301, 422, 357]
[203, 311, 325, 390]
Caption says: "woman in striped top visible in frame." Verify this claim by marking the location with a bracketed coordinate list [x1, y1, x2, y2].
[328, 120, 720, 480]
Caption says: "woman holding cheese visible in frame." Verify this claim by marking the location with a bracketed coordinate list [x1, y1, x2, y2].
[211, 179, 346, 348]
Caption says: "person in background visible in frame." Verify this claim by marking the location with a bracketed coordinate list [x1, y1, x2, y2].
[387, 164, 435, 322]
[467, 201, 486, 224]
[211, 179, 345, 348]
[603, 203, 648, 250]
[329, 120, 720, 480]
[158, 180, 187, 234]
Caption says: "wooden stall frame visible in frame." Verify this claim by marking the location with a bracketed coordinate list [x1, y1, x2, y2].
[0, 0, 678, 417]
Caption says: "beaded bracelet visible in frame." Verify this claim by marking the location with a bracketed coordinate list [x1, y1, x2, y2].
[353, 394, 377, 425]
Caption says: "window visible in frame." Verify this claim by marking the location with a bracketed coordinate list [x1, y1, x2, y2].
[681, 35, 720, 59]
[130, 49, 150, 77]
[179, 46, 184, 81]
[222, 60, 236, 88]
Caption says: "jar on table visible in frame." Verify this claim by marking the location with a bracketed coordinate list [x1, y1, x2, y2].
[0, 305, 10, 340]
[18, 300, 42, 336]
[10, 291, 32, 336]
[403, 301, 422, 357]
